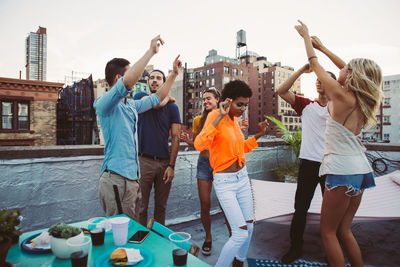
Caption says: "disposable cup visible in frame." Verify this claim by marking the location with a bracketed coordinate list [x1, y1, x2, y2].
[67, 236, 91, 266]
[110, 217, 130, 246]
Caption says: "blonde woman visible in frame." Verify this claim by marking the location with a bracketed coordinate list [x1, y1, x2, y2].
[295, 20, 382, 267]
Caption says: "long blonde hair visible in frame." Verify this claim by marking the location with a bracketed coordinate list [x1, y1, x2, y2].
[345, 58, 383, 128]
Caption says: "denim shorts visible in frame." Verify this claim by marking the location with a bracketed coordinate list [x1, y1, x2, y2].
[325, 172, 375, 197]
[196, 155, 214, 181]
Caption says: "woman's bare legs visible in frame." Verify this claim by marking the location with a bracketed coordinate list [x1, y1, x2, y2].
[198, 179, 213, 242]
[337, 193, 363, 267]
[320, 187, 351, 267]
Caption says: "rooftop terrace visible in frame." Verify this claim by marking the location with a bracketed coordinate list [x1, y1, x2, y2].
[1, 141, 399, 266]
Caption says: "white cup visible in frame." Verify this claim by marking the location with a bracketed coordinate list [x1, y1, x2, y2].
[110, 217, 130, 246]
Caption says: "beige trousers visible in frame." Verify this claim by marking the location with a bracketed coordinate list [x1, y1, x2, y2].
[99, 171, 141, 221]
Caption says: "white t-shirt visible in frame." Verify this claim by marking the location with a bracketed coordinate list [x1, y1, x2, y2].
[292, 95, 327, 162]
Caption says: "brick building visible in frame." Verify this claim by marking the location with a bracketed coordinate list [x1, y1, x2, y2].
[182, 50, 256, 128]
[0, 77, 63, 146]
[245, 56, 302, 135]
[173, 49, 302, 137]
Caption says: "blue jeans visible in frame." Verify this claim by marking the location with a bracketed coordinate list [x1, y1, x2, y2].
[326, 172, 375, 196]
[196, 155, 214, 181]
[213, 166, 254, 266]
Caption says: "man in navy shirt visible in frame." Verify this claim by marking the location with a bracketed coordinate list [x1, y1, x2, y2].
[134, 69, 182, 226]
[94, 35, 182, 220]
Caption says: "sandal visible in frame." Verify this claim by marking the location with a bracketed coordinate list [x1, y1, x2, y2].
[201, 240, 212, 256]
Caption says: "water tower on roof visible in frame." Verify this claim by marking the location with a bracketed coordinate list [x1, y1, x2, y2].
[236, 29, 248, 63]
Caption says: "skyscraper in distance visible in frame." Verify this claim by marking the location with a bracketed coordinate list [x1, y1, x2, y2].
[25, 26, 47, 81]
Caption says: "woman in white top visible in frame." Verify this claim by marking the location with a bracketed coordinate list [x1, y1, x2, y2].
[295, 21, 382, 267]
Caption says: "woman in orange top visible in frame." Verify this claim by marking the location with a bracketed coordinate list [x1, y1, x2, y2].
[194, 80, 268, 267]
[181, 87, 222, 255]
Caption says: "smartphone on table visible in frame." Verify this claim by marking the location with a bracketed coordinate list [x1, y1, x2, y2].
[128, 230, 150, 243]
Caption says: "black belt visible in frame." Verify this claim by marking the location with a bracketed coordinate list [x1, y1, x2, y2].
[138, 152, 169, 161]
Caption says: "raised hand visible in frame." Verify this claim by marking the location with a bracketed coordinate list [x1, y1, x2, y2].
[180, 131, 189, 142]
[219, 98, 231, 117]
[311, 36, 324, 51]
[258, 120, 269, 135]
[294, 20, 309, 38]
[301, 63, 312, 74]
[173, 55, 182, 75]
[150, 35, 164, 54]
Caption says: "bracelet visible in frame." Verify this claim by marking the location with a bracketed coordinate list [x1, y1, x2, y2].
[308, 56, 318, 61]
[168, 164, 175, 170]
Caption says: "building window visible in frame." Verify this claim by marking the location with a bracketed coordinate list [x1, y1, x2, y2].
[383, 98, 391, 106]
[233, 68, 238, 76]
[1, 102, 13, 129]
[271, 78, 274, 84]
[206, 69, 210, 76]
[199, 81, 203, 87]
[211, 68, 215, 75]
[206, 80, 209, 87]
[224, 66, 229, 74]
[284, 117, 288, 122]
[384, 133, 390, 140]
[223, 76, 230, 85]
[1, 99, 30, 131]
[240, 70, 243, 77]
[211, 78, 215, 86]
[278, 71, 280, 77]
[258, 88, 261, 93]
[281, 102, 284, 107]
[383, 116, 390, 123]
[289, 117, 293, 123]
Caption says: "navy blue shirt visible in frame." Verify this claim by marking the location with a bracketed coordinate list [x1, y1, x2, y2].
[134, 92, 181, 159]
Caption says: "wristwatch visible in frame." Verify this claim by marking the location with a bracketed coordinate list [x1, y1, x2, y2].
[168, 164, 175, 170]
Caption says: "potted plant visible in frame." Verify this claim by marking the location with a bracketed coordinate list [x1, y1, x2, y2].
[0, 209, 22, 267]
[266, 115, 301, 182]
[48, 223, 83, 259]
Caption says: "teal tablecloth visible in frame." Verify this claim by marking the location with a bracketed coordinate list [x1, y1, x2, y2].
[6, 215, 211, 267]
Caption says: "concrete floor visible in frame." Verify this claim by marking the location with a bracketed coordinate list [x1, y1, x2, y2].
[170, 213, 400, 267]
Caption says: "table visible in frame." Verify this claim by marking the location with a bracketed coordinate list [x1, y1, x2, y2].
[6, 215, 211, 267]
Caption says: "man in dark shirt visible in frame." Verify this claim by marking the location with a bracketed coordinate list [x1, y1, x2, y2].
[134, 69, 181, 226]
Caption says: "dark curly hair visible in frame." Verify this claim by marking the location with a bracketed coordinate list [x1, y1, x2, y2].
[221, 80, 252, 101]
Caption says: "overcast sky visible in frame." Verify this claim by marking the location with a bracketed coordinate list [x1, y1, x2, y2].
[0, 0, 399, 98]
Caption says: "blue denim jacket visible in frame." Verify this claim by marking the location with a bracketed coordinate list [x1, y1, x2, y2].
[94, 78, 160, 180]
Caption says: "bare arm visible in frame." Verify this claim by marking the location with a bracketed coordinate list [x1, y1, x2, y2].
[123, 35, 164, 90]
[276, 64, 311, 106]
[156, 56, 182, 102]
[295, 20, 347, 102]
[311, 36, 346, 69]
[163, 123, 181, 183]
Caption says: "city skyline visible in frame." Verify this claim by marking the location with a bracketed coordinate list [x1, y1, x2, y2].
[0, 0, 399, 99]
